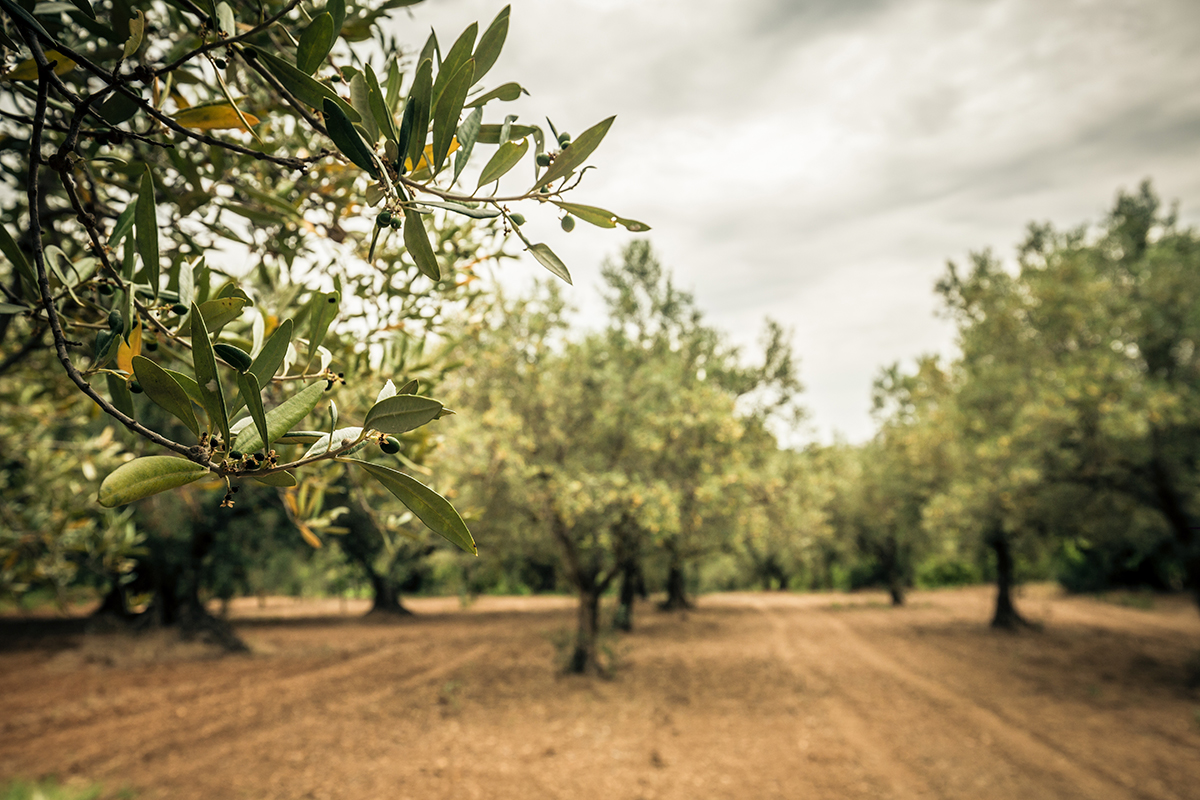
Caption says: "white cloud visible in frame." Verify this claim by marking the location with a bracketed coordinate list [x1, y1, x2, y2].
[389, 0, 1200, 442]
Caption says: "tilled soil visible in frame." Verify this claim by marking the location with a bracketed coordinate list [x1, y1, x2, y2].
[2, 586, 1199, 800]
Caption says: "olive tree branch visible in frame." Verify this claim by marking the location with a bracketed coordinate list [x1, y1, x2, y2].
[20, 28, 209, 468]
[154, 0, 303, 78]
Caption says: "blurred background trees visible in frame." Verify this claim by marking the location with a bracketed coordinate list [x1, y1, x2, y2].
[1, 0, 1196, 677]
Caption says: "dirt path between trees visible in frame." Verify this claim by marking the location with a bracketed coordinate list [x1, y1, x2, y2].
[2, 586, 1199, 800]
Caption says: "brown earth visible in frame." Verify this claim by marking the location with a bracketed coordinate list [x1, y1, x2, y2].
[2, 585, 1200, 800]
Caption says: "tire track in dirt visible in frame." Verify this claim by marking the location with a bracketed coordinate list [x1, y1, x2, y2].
[1, 628, 470, 777]
[844, 613, 1198, 799]
[821, 612, 1181, 800]
[753, 598, 1167, 800]
[113, 641, 494, 792]
[752, 597, 936, 800]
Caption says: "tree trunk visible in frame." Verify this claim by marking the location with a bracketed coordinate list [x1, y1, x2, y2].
[613, 559, 641, 632]
[1148, 452, 1200, 613]
[366, 570, 413, 616]
[568, 586, 602, 674]
[989, 531, 1026, 629]
[660, 541, 692, 610]
[335, 488, 413, 616]
[889, 581, 905, 607]
[92, 580, 129, 619]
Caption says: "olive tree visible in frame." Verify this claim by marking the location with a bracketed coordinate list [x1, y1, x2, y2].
[0, 0, 642, 631]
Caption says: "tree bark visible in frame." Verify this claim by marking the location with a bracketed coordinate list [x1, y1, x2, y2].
[1147, 452, 1200, 613]
[365, 570, 414, 616]
[660, 540, 692, 610]
[568, 586, 602, 674]
[889, 581, 906, 607]
[613, 558, 644, 632]
[989, 530, 1026, 629]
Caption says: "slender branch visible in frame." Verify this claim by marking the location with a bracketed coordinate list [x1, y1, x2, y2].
[20, 29, 205, 467]
[397, 174, 561, 205]
[154, 0, 303, 78]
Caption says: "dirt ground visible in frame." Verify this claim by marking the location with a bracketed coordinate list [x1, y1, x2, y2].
[2, 585, 1200, 800]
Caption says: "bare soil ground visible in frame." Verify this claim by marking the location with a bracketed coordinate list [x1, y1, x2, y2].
[2, 586, 1199, 800]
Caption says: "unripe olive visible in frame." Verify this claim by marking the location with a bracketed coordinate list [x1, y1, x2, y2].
[380, 435, 401, 454]
[509, 212, 526, 226]
[213, 342, 253, 372]
[558, 132, 571, 146]
[128, 380, 143, 394]
[561, 215, 575, 232]
[214, 58, 228, 69]
[145, 339, 158, 352]
[98, 283, 115, 296]
[389, 217, 402, 230]
[376, 210, 393, 227]
[536, 152, 551, 168]
[229, 450, 244, 459]
[171, 303, 189, 315]
[107, 309, 123, 331]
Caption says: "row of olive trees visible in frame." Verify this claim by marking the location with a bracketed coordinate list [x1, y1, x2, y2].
[433, 241, 806, 673]
[826, 182, 1200, 629]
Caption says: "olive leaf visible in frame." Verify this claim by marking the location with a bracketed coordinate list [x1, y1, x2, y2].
[322, 99, 379, 177]
[532, 115, 616, 191]
[99, 456, 209, 507]
[363, 394, 443, 435]
[190, 301, 230, 443]
[296, 12, 335, 74]
[403, 209, 440, 281]
[135, 166, 159, 299]
[476, 138, 527, 188]
[132, 355, 200, 437]
[352, 460, 476, 555]
[233, 381, 326, 455]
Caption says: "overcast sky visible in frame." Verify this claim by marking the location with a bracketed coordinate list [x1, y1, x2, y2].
[387, 0, 1200, 443]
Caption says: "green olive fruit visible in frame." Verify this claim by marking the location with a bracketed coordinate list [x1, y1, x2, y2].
[171, 303, 189, 316]
[98, 283, 115, 296]
[380, 435, 401, 454]
[558, 132, 571, 146]
[229, 450, 244, 460]
[561, 215, 575, 232]
[509, 212, 526, 226]
[213, 343, 253, 372]
[536, 152, 551, 167]
[128, 380, 143, 394]
[376, 210, 393, 227]
[389, 217, 402, 230]
[145, 340, 158, 352]
[214, 58, 228, 69]
[107, 309, 123, 331]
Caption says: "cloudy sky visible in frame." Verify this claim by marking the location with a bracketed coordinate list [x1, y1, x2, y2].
[388, 0, 1200, 443]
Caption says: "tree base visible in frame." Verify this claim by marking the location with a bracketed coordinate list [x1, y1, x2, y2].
[658, 593, 693, 612]
[364, 603, 415, 618]
[990, 606, 1036, 631]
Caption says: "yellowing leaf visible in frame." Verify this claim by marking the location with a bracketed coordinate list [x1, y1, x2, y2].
[3, 51, 76, 81]
[116, 320, 143, 375]
[405, 137, 459, 173]
[173, 103, 261, 132]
